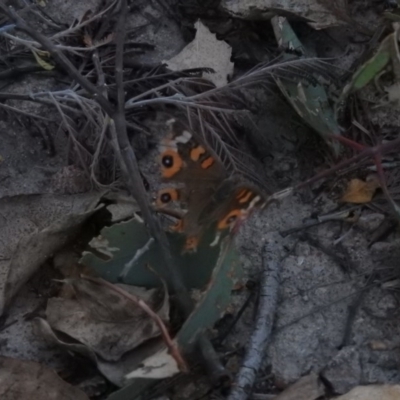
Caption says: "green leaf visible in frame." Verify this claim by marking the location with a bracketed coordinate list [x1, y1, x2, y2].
[106, 237, 241, 399]
[337, 29, 400, 110]
[351, 51, 391, 90]
[271, 16, 341, 156]
[80, 217, 227, 290]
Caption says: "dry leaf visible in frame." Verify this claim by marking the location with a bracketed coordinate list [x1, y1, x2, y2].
[0, 193, 102, 315]
[341, 175, 380, 204]
[124, 347, 179, 381]
[35, 317, 168, 386]
[94, 32, 115, 47]
[45, 278, 169, 361]
[31, 49, 55, 70]
[220, 0, 343, 30]
[0, 356, 89, 400]
[83, 33, 93, 47]
[335, 384, 400, 400]
[164, 20, 233, 87]
[274, 373, 324, 400]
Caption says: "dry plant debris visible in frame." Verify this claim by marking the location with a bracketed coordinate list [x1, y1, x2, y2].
[341, 176, 381, 204]
[334, 384, 400, 400]
[0, 0, 400, 400]
[273, 373, 324, 400]
[0, 193, 103, 315]
[220, 0, 344, 29]
[0, 356, 89, 400]
[165, 20, 234, 88]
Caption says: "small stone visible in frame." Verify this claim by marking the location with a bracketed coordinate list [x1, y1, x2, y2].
[321, 346, 361, 394]
[357, 213, 385, 231]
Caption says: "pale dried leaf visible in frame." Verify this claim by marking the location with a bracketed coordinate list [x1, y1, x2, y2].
[0, 193, 102, 315]
[0, 356, 89, 400]
[35, 318, 167, 387]
[46, 279, 169, 361]
[335, 384, 400, 400]
[386, 82, 400, 106]
[165, 20, 233, 87]
[220, 0, 342, 30]
[274, 373, 324, 400]
[124, 347, 179, 381]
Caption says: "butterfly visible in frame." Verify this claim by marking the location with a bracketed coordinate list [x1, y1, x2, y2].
[154, 118, 269, 252]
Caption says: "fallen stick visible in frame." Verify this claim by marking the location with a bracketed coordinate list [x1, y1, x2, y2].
[228, 240, 281, 400]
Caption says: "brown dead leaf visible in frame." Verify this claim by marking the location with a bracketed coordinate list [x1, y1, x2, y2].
[0, 356, 89, 400]
[335, 384, 400, 400]
[93, 32, 115, 47]
[83, 33, 93, 47]
[341, 175, 380, 204]
[45, 278, 169, 361]
[274, 373, 324, 400]
[0, 193, 102, 315]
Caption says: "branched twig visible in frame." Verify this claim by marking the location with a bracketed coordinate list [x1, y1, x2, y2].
[110, 0, 194, 318]
[0, 2, 194, 320]
[228, 241, 281, 400]
[0, 4, 113, 114]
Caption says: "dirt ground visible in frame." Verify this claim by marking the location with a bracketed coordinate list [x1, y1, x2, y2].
[1, 1, 400, 399]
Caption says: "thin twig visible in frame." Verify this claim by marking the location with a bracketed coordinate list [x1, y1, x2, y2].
[110, 0, 194, 317]
[0, 4, 113, 115]
[228, 242, 281, 400]
[295, 136, 400, 191]
[0, 102, 52, 121]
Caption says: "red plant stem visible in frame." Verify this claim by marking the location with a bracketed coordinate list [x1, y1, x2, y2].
[296, 136, 400, 191]
[332, 134, 366, 152]
[81, 276, 188, 372]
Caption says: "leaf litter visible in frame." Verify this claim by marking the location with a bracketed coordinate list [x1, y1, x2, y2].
[44, 277, 169, 361]
[1, 0, 400, 399]
[0, 356, 89, 400]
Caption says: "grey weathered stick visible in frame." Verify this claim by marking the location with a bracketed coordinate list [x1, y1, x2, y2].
[228, 241, 281, 400]
[110, 0, 193, 317]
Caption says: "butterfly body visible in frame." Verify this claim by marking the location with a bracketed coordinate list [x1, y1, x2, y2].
[155, 118, 267, 252]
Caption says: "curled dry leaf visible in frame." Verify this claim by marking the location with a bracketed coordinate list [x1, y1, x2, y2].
[340, 175, 381, 204]
[0, 193, 102, 316]
[45, 277, 169, 361]
[0, 356, 89, 400]
[335, 384, 400, 400]
[35, 317, 173, 387]
[164, 20, 233, 87]
[124, 347, 180, 381]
